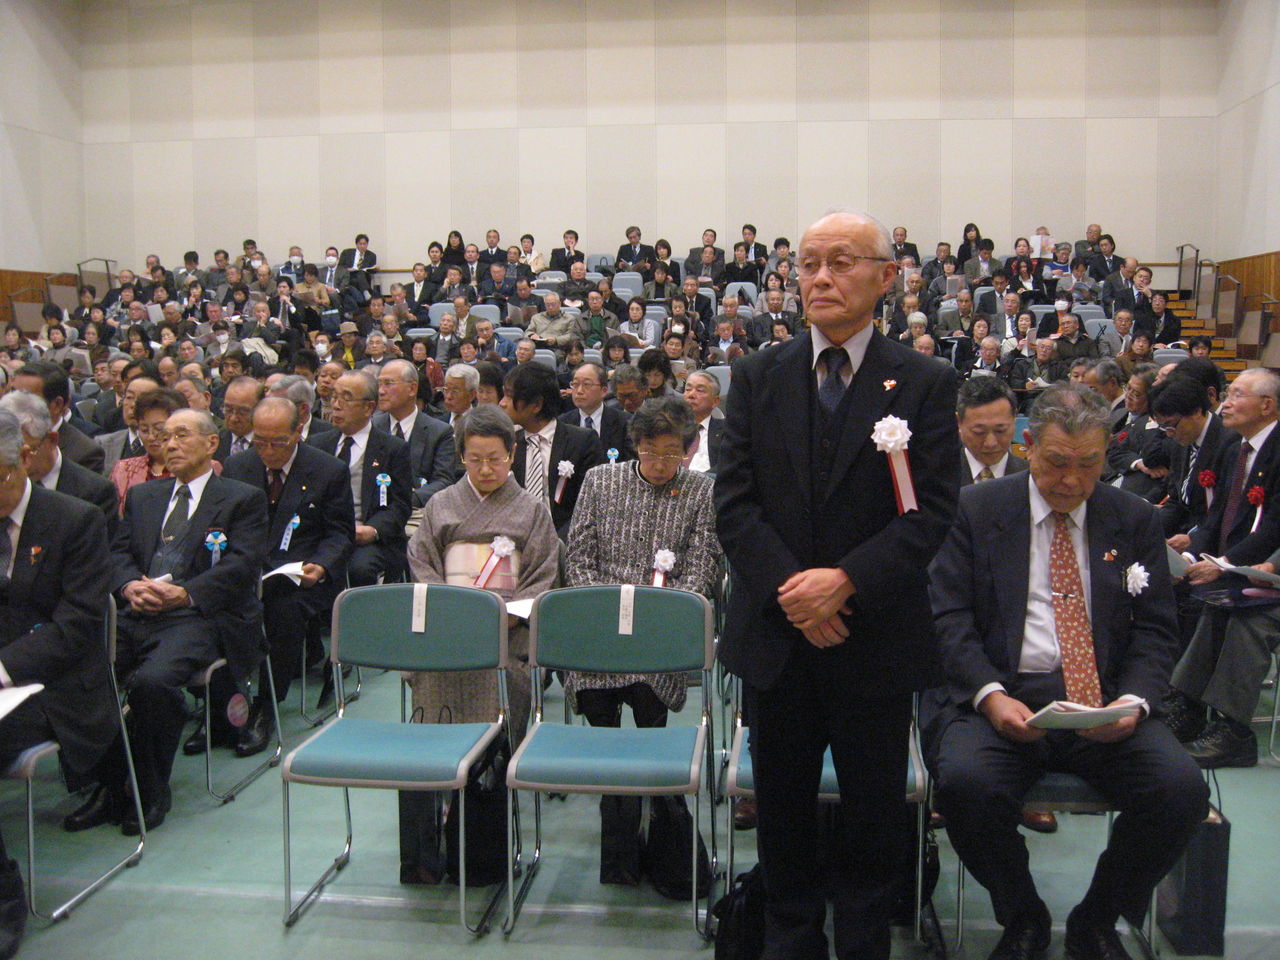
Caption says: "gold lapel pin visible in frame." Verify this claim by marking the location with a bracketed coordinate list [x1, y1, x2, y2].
[1103, 550, 1117, 561]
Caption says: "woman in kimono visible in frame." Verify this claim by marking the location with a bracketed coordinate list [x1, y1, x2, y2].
[405, 404, 559, 743]
[563, 396, 723, 886]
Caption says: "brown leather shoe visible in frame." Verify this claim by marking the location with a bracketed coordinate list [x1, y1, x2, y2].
[1021, 810, 1058, 834]
[733, 797, 758, 830]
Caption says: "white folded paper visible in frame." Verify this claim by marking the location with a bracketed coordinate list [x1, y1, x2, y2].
[1027, 699, 1143, 730]
[505, 598, 534, 620]
[262, 561, 306, 586]
[0, 684, 44, 724]
[1167, 544, 1191, 578]
[1199, 554, 1280, 586]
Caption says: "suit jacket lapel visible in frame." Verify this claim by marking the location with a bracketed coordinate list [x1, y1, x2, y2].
[10, 503, 45, 595]
[140, 479, 175, 562]
[991, 483, 1031, 669]
[768, 336, 812, 511]
[821, 331, 904, 504]
[1085, 491, 1117, 683]
[184, 476, 229, 564]
[512, 434, 527, 486]
[274, 458, 309, 540]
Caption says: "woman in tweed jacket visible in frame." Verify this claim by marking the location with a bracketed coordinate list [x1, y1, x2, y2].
[563, 395, 723, 885]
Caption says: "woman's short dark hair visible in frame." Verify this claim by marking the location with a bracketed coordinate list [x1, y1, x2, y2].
[134, 387, 187, 422]
[602, 335, 631, 366]
[629, 395, 698, 450]
[637, 348, 673, 383]
[627, 296, 646, 316]
[475, 360, 505, 398]
[655, 239, 671, 257]
[456, 404, 516, 459]
[1188, 335, 1213, 352]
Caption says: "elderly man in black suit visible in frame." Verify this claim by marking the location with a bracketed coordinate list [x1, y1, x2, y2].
[0, 409, 116, 957]
[107, 409, 269, 832]
[372, 359, 459, 506]
[927, 384, 1208, 960]
[614, 225, 656, 281]
[11, 361, 104, 474]
[715, 211, 961, 960]
[502, 362, 605, 538]
[0, 391, 117, 536]
[681, 370, 725, 474]
[223, 398, 354, 755]
[308, 370, 411, 586]
[889, 226, 920, 267]
[560, 362, 633, 462]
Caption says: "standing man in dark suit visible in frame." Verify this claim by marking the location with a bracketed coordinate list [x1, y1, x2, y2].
[0, 410, 116, 954]
[889, 226, 920, 268]
[956, 377, 1029, 486]
[1, 391, 118, 536]
[1087, 235, 1121, 284]
[338, 233, 378, 302]
[715, 211, 961, 960]
[107, 409, 269, 831]
[222, 398, 354, 755]
[560, 362, 633, 462]
[372, 360, 459, 507]
[308, 370, 411, 585]
[12, 361, 105, 474]
[615, 225, 656, 282]
[927, 384, 1208, 960]
[503, 362, 605, 538]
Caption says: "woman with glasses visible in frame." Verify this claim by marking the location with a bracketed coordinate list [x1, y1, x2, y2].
[562, 396, 722, 887]
[108, 388, 194, 512]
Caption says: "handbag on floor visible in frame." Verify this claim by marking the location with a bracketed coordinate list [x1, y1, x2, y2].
[641, 795, 712, 900]
[1156, 803, 1229, 956]
[444, 736, 511, 887]
[711, 864, 766, 960]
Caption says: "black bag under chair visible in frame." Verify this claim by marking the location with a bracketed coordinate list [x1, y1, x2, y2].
[1156, 803, 1230, 956]
[642, 795, 713, 900]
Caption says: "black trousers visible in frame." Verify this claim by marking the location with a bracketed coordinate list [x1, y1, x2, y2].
[116, 610, 219, 804]
[745, 646, 914, 960]
[577, 683, 669, 881]
[347, 541, 405, 587]
[261, 577, 333, 702]
[930, 673, 1210, 928]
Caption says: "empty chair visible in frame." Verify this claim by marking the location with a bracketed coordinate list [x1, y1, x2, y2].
[585, 254, 612, 274]
[470, 303, 502, 327]
[1083, 319, 1111, 341]
[612, 272, 643, 300]
[1029, 304, 1055, 321]
[495, 326, 524, 344]
[584, 272, 603, 283]
[533, 349, 557, 369]
[404, 327, 434, 341]
[704, 365, 731, 399]
[582, 348, 603, 366]
[724, 282, 758, 305]
[629, 347, 647, 363]
[972, 285, 994, 308]
[1074, 304, 1106, 321]
[1153, 348, 1190, 364]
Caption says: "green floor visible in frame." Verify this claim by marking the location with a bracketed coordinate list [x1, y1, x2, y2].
[6, 671, 1278, 960]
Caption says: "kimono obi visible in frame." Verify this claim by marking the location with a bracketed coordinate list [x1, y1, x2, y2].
[443, 540, 523, 592]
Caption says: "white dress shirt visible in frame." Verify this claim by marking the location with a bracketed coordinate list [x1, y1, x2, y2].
[689, 416, 712, 473]
[964, 449, 1009, 482]
[577, 404, 604, 435]
[162, 468, 214, 528]
[811, 320, 873, 388]
[521, 420, 557, 494]
[0, 480, 33, 686]
[39, 449, 63, 491]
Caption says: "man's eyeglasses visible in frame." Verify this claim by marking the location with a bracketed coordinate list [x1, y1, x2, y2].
[332, 391, 374, 406]
[1155, 417, 1182, 435]
[796, 253, 892, 278]
[252, 437, 295, 450]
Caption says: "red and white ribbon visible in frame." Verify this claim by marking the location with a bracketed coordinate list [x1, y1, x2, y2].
[871, 416, 918, 513]
[652, 549, 676, 587]
[475, 536, 515, 588]
[554, 459, 574, 504]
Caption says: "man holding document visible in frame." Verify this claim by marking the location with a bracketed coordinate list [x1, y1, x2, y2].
[223, 397, 354, 751]
[927, 384, 1207, 960]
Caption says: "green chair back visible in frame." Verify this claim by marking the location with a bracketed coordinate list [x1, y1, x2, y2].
[331, 583, 507, 673]
[530, 585, 712, 674]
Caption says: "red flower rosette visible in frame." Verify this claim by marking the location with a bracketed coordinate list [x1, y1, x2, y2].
[1247, 485, 1266, 507]
[1198, 469, 1216, 489]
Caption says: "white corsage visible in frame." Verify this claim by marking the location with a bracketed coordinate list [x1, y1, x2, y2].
[554, 459, 575, 504]
[1125, 562, 1149, 597]
[475, 535, 516, 588]
[652, 549, 676, 587]
[870, 416, 918, 513]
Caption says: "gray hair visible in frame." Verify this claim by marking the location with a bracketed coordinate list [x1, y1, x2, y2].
[0, 391, 52, 441]
[610, 363, 645, 390]
[382, 358, 419, 384]
[170, 408, 220, 436]
[269, 373, 315, 408]
[1027, 383, 1110, 443]
[684, 369, 720, 397]
[0, 410, 23, 469]
[907, 311, 928, 329]
[629, 395, 698, 450]
[1092, 359, 1125, 387]
[336, 369, 378, 401]
[817, 208, 894, 261]
[456, 404, 516, 459]
[1234, 367, 1280, 401]
[444, 363, 479, 390]
[366, 331, 386, 346]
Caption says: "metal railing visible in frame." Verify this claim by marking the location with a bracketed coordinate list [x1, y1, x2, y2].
[77, 258, 118, 298]
[1213, 273, 1243, 337]
[1176, 243, 1201, 302]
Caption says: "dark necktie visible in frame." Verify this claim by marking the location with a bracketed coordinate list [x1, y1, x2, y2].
[1219, 440, 1253, 550]
[0, 518, 11, 588]
[337, 436, 355, 465]
[326, 267, 334, 285]
[128, 435, 144, 459]
[584, 415, 594, 433]
[231, 434, 249, 456]
[818, 347, 848, 414]
[268, 469, 284, 506]
[1181, 443, 1200, 503]
[161, 484, 191, 544]
[393, 422, 405, 440]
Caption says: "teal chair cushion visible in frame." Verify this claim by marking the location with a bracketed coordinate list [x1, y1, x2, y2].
[283, 718, 500, 790]
[1023, 771, 1110, 809]
[508, 722, 703, 795]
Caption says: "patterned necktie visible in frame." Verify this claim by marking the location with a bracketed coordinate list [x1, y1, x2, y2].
[1181, 443, 1200, 503]
[976, 466, 994, 482]
[1219, 440, 1253, 551]
[1049, 512, 1102, 707]
[268, 469, 284, 506]
[818, 347, 848, 414]
[128, 435, 145, 459]
[161, 484, 191, 545]
[337, 435, 354, 465]
[526, 434, 546, 502]
[231, 434, 249, 456]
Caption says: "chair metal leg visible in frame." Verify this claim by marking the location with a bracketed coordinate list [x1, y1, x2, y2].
[694, 790, 714, 940]
[282, 782, 352, 927]
[454, 788, 506, 937]
[298, 648, 336, 728]
[206, 658, 284, 803]
[502, 790, 542, 935]
[954, 861, 966, 953]
[913, 790, 927, 942]
[1270, 653, 1280, 762]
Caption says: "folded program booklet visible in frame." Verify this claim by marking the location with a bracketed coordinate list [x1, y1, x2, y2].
[1027, 699, 1144, 730]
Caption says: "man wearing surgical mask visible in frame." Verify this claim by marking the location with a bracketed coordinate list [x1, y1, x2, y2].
[277, 246, 306, 285]
[319, 246, 356, 316]
[1037, 296, 1076, 338]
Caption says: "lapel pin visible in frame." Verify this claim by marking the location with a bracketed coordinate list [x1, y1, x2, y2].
[1103, 549, 1117, 562]
[883, 379, 897, 391]
[28, 545, 42, 563]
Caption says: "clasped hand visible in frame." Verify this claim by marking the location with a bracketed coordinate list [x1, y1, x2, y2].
[123, 577, 190, 615]
[778, 567, 855, 648]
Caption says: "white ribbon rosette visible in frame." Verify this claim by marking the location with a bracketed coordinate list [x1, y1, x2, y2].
[1125, 562, 1149, 597]
[554, 459, 575, 504]
[475, 535, 516, 588]
[652, 549, 676, 587]
[871, 415, 918, 513]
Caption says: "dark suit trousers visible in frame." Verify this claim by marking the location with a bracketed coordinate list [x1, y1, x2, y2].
[347, 541, 405, 587]
[262, 577, 334, 701]
[117, 610, 220, 802]
[931, 673, 1208, 928]
[745, 644, 913, 960]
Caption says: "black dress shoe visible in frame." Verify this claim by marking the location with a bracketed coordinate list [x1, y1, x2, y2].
[0, 861, 26, 960]
[235, 704, 271, 758]
[121, 786, 171, 838]
[183, 721, 208, 755]
[989, 905, 1051, 960]
[1185, 719, 1257, 768]
[62, 785, 124, 832]
[1162, 691, 1207, 743]
[1064, 906, 1133, 960]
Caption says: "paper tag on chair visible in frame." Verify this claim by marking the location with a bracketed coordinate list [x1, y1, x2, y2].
[411, 582, 428, 633]
[618, 583, 635, 636]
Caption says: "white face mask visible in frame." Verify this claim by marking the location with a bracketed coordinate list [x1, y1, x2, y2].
[250, 259, 263, 270]
[290, 255, 303, 266]
[325, 255, 338, 267]
[317, 344, 330, 358]
[1054, 300, 1069, 312]
[215, 332, 229, 345]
